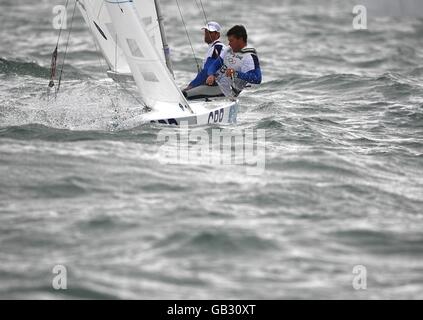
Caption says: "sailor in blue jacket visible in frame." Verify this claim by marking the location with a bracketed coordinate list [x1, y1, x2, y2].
[206, 25, 262, 98]
[183, 22, 226, 100]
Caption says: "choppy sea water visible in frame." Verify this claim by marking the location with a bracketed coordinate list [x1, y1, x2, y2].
[1, 0, 423, 299]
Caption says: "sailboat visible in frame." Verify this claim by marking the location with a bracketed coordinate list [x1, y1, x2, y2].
[76, 0, 239, 126]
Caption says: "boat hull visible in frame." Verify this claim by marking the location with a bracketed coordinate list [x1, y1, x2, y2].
[136, 99, 239, 126]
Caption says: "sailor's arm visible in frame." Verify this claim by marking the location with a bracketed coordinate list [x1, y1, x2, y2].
[189, 44, 224, 88]
[206, 46, 228, 85]
[235, 68, 262, 84]
[206, 57, 223, 85]
[235, 54, 262, 84]
[188, 58, 212, 88]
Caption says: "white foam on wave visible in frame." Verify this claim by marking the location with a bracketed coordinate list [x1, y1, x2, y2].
[0, 77, 147, 131]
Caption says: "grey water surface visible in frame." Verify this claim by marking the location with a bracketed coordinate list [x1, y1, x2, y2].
[0, 0, 422, 299]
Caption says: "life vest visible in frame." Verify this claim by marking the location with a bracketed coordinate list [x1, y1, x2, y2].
[216, 47, 258, 97]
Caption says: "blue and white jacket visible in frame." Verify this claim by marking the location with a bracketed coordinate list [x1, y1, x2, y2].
[189, 39, 225, 88]
[207, 46, 262, 97]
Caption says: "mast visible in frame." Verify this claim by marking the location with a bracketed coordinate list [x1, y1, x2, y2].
[154, 0, 174, 77]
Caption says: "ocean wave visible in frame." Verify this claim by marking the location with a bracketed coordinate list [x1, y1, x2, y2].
[0, 123, 160, 142]
[0, 58, 50, 78]
[0, 57, 83, 80]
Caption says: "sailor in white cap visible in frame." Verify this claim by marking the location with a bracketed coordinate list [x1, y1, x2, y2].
[183, 21, 226, 100]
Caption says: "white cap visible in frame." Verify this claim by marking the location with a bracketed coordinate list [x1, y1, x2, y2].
[201, 21, 222, 33]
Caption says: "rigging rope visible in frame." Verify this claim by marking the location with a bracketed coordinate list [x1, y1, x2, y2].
[197, 0, 209, 26]
[55, 0, 70, 48]
[56, 0, 77, 97]
[192, 0, 215, 70]
[175, 0, 201, 73]
[193, 0, 205, 25]
[48, 47, 58, 89]
[48, 0, 70, 91]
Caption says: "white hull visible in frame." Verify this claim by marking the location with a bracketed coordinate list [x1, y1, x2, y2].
[126, 99, 239, 126]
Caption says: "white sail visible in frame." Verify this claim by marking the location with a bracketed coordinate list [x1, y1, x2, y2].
[132, 0, 166, 65]
[78, 0, 171, 75]
[77, 0, 131, 74]
[105, 0, 191, 112]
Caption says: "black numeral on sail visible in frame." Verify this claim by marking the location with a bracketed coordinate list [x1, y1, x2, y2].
[208, 108, 225, 124]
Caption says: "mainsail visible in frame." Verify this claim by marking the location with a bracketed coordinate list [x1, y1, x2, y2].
[105, 0, 190, 112]
[132, 0, 168, 71]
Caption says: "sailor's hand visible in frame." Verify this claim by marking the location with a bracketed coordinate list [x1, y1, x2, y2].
[226, 68, 235, 78]
[206, 75, 216, 86]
